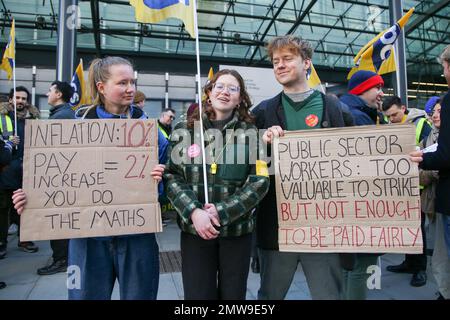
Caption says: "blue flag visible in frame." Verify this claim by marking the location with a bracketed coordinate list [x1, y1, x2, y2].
[70, 59, 89, 110]
[129, 0, 195, 38]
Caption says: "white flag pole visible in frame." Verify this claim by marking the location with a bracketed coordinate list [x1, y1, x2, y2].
[12, 58, 17, 137]
[192, 0, 209, 204]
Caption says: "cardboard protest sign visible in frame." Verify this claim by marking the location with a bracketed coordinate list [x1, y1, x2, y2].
[20, 119, 162, 241]
[274, 125, 422, 253]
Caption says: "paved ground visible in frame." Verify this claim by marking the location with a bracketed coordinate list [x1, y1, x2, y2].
[0, 218, 440, 300]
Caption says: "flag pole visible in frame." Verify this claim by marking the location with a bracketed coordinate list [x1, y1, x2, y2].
[192, 0, 209, 204]
[79, 58, 84, 106]
[12, 56, 17, 137]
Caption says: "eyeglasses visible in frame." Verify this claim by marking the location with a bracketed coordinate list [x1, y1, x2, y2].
[375, 85, 383, 94]
[213, 82, 240, 94]
[169, 115, 175, 120]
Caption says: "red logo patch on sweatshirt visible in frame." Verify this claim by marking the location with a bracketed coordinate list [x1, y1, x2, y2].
[305, 114, 319, 127]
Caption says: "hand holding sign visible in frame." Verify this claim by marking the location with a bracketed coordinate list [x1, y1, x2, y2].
[263, 125, 284, 144]
[150, 164, 165, 182]
[12, 189, 27, 214]
[274, 125, 422, 254]
[20, 119, 162, 241]
[409, 150, 423, 163]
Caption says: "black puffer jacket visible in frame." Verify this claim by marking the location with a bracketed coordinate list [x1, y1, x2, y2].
[421, 90, 450, 216]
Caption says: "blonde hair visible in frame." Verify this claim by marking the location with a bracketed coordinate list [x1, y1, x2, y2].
[134, 90, 146, 104]
[88, 56, 133, 106]
[267, 35, 313, 61]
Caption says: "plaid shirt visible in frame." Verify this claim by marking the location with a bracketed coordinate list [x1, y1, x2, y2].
[164, 113, 269, 237]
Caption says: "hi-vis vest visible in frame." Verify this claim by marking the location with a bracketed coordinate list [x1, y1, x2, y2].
[158, 124, 170, 139]
[401, 115, 429, 146]
[413, 117, 428, 146]
[412, 117, 429, 190]
[0, 114, 13, 140]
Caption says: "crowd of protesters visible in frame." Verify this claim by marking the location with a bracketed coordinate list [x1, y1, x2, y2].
[0, 37, 449, 301]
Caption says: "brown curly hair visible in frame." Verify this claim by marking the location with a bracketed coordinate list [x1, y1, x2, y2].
[187, 69, 254, 128]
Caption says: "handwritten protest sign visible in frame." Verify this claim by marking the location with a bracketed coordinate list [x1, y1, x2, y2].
[20, 119, 162, 241]
[274, 125, 422, 253]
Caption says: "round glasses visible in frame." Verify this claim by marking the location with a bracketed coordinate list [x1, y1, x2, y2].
[213, 82, 240, 94]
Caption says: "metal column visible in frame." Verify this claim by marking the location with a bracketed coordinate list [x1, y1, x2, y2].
[31, 66, 36, 106]
[56, 0, 79, 82]
[165, 72, 169, 108]
[389, 0, 408, 107]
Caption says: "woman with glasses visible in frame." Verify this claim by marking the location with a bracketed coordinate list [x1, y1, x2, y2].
[164, 69, 269, 299]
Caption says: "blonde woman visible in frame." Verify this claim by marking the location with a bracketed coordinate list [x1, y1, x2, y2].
[13, 56, 168, 300]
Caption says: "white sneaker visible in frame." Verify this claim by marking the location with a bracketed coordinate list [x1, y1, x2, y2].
[8, 224, 18, 235]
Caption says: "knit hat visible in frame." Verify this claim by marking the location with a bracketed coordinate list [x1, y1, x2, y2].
[348, 70, 384, 95]
[424, 96, 440, 114]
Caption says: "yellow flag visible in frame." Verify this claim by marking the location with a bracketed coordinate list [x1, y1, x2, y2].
[378, 47, 396, 75]
[348, 7, 414, 79]
[208, 67, 214, 81]
[69, 60, 90, 110]
[307, 63, 320, 87]
[129, 0, 195, 38]
[202, 67, 214, 100]
[0, 19, 15, 80]
[307, 63, 325, 93]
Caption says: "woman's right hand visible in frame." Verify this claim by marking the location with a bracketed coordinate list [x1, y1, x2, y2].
[262, 126, 284, 144]
[410, 150, 423, 163]
[12, 189, 27, 215]
[190, 208, 220, 240]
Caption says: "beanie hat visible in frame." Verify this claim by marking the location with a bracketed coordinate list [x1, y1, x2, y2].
[424, 96, 440, 114]
[348, 70, 384, 95]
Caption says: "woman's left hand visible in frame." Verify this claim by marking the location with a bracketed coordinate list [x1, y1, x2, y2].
[12, 189, 27, 214]
[151, 164, 165, 182]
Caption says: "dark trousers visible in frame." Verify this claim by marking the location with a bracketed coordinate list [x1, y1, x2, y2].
[0, 189, 13, 244]
[251, 230, 258, 259]
[9, 199, 19, 227]
[404, 211, 427, 272]
[0, 189, 30, 244]
[181, 231, 252, 300]
[51, 239, 68, 261]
